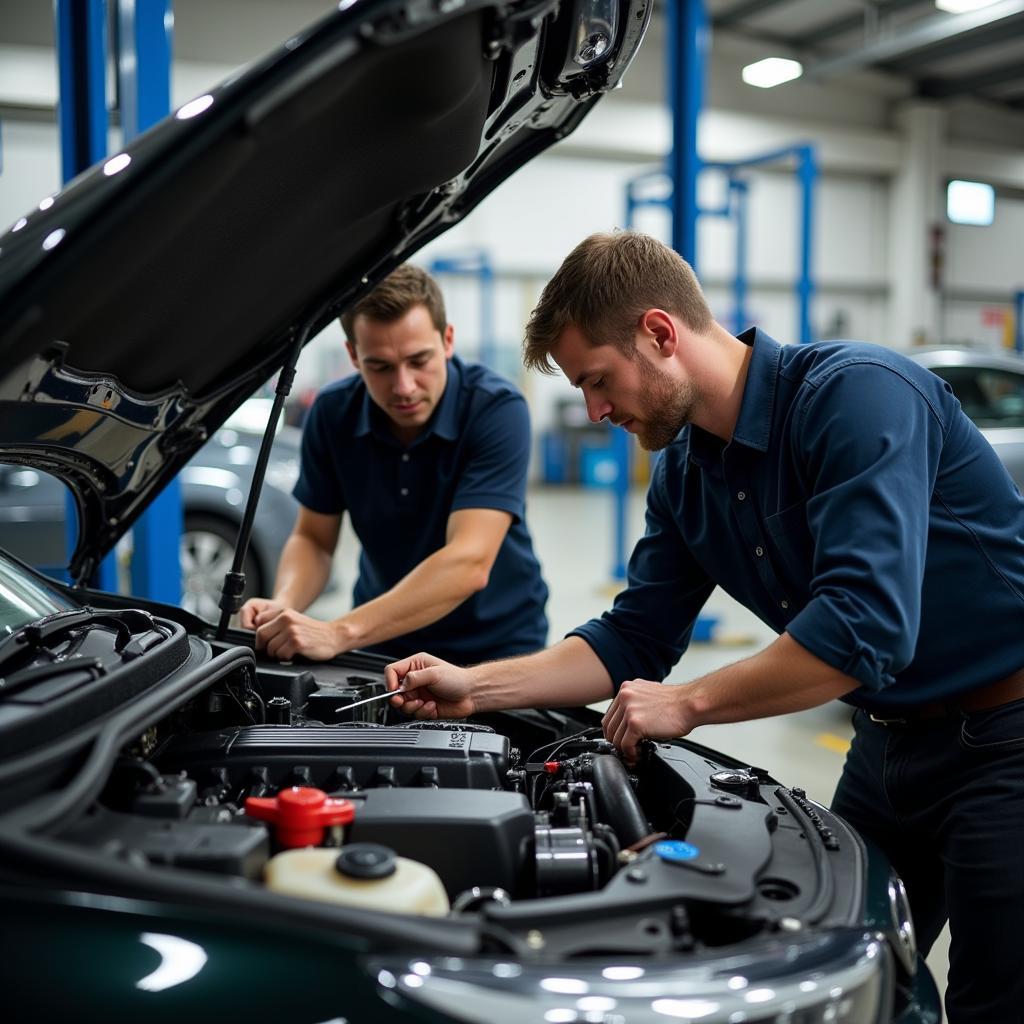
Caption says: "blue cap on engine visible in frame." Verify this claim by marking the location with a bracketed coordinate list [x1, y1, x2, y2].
[653, 840, 701, 862]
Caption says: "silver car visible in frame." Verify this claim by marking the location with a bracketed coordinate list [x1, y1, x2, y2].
[0, 400, 299, 620]
[912, 347, 1024, 488]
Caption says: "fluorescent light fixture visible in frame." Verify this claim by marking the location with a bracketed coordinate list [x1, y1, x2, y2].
[947, 179, 995, 225]
[935, 0, 999, 13]
[742, 57, 802, 89]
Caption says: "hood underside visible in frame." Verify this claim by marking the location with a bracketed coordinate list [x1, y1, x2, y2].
[0, 0, 649, 582]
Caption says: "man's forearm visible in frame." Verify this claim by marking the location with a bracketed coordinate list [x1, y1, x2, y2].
[332, 542, 495, 651]
[682, 632, 859, 728]
[469, 637, 614, 713]
[271, 535, 334, 611]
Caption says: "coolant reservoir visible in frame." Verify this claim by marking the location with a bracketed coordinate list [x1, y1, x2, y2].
[265, 843, 450, 916]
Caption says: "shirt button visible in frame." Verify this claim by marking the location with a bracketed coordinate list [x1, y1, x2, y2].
[400, 487, 409, 497]
[755, 546, 764, 557]
[737, 491, 746, 501]
[781, 600, 789, 609]
[401, 453, 410, 462]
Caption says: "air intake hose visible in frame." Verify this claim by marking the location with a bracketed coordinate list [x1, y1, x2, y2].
[587, 754, 650, 848]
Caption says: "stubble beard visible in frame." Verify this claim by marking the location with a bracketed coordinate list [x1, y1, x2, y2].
[633, 350, 697, 451]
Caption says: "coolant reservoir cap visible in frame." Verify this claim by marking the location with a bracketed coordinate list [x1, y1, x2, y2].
[335, 843, 397, 880]
[654, 840, 701, 863]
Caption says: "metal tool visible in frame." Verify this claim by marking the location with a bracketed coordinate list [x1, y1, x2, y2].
[335, 688, 404, 714]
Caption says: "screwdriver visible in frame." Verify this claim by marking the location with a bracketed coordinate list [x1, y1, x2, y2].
[335, 687, 406, 714]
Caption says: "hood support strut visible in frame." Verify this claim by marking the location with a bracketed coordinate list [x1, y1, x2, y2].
[214, 317, 314, 641]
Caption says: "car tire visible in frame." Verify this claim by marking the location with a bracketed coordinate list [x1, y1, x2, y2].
[180, 513, 264, 622]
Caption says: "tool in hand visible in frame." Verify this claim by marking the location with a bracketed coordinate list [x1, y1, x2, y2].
[335, 687, 405, 714]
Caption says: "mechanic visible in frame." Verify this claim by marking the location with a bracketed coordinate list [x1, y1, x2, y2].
[385, 231, 1024, 1022]
[240, 263, 548, 665]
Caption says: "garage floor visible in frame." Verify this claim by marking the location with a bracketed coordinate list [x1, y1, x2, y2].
[308, 484, 950, 1003]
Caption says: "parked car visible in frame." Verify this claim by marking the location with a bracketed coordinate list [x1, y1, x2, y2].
[0, 400, 299, 621]
[912, 347, 1024, 487]
[0, 1, 939, 1022]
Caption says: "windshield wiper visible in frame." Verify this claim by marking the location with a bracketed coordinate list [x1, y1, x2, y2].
[0, 607, 160, 672]
[0, 655, 105, 700]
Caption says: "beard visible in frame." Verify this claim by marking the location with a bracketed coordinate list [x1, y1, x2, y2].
[633, 349, 697, 451]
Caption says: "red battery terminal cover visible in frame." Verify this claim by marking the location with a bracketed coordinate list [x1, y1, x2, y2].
[544, 761, 561, 774]
[245, 786, 355, 848]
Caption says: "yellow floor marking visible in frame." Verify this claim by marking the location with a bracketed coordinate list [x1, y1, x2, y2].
[815, 732, 851, 755]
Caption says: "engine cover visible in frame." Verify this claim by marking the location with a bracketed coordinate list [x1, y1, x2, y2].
[156, 725, 512, 791]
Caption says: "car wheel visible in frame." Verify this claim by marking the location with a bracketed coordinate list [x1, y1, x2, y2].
[180, 514, 264, 622]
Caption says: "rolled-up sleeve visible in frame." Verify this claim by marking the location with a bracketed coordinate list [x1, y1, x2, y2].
[569, 454, 714, 690]
[785, 362, 947, 691]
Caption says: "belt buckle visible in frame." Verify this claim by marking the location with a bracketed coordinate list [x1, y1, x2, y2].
[868, 712, 906, 725]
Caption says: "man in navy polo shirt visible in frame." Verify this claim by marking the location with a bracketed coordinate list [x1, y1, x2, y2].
[386, 232, 1024, 1021]
[239, 263, 548, 665]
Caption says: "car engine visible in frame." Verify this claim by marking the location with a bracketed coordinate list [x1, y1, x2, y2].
[0, 603, 882, 962]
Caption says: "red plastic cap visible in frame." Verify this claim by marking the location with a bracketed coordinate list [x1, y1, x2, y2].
[544, 761, 560, 774]
[245, 786, 355, 848]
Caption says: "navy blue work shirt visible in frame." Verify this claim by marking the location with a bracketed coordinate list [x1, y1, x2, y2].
[572, 329, 1024, 712]
[293, 355, 548, 665]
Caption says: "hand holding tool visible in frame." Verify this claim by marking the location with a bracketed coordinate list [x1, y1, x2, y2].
[335, 687, 405, 714]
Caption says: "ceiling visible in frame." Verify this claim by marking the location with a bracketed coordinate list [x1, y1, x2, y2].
[708, 0, 1024, 111]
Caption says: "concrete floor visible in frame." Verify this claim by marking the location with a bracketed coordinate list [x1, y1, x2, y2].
[308, 484, 950, 1004]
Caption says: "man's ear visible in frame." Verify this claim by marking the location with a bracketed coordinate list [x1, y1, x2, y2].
[640, 308, 678, 358]
[345, 339, 359, 368]
[443, 324, 455, 358]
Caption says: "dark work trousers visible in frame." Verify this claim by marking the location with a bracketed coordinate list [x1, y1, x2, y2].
[831, 702, 1024, 1024]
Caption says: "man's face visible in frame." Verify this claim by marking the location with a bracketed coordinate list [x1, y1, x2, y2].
[551, 322, 695, 451]
[347, 304, 454, 444]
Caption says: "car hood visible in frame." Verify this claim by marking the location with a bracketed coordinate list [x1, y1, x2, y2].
[0, 0, 649, 583]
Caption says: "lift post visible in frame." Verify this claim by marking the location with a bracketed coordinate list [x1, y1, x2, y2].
[56, 0, 118, 591]
[1015, 290, 1024, 355]
[427, 249, 497, 370]
[117, 0, 182, 605]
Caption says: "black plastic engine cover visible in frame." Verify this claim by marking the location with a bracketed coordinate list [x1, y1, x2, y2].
[347, 788, 535, 898]
[155, 726, 511, 791]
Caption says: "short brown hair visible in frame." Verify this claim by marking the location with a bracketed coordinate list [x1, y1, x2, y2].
[341, 263, 446, 343]
[523, 231, 713, 374]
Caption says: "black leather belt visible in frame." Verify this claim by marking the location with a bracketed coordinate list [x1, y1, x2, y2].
[865, 666, 1024, 724]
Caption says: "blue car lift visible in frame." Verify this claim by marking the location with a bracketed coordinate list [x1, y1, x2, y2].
[56, 0, 181, 601]
[607, 0, 817, 618]
[427, 249, 497, 370]
[1015, 290, 1024, 355]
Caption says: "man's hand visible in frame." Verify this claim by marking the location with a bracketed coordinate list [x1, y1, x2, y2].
[386, 652, 476, 720]
[253, 608, 345, 661]
[239, 597, 287, 631]
[602, 679, 693, 763]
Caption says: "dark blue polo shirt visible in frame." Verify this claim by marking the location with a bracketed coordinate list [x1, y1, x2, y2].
[293, 355, 548, 665]
[572, 329, 1024, 712]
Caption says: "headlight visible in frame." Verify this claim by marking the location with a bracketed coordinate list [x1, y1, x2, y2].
[887, 873, 918, 976]
[376, 930, 888, 1023]
[264, 457, 299, 492]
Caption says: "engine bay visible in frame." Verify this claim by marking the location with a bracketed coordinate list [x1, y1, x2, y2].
[0, 603, 866, 959]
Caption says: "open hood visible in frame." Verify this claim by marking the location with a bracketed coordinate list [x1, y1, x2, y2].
[0, 0, 649, 583]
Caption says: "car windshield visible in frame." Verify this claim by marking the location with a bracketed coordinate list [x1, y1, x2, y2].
[0, 552, 76, 637]
[933, 365, 1024, 428]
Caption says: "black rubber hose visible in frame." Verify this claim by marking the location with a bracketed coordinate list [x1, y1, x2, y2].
[587, 754, 650, 848]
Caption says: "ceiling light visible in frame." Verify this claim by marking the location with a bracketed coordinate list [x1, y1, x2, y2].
[935, 1, 999, 12]
[947, 180, 994, 225]
[741, 57, 802, 89]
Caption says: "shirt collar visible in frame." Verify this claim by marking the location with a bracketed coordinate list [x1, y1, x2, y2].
[353, 353, 463, 445]
[685, 327, 783, 468]
[730, 327, 782, 453]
